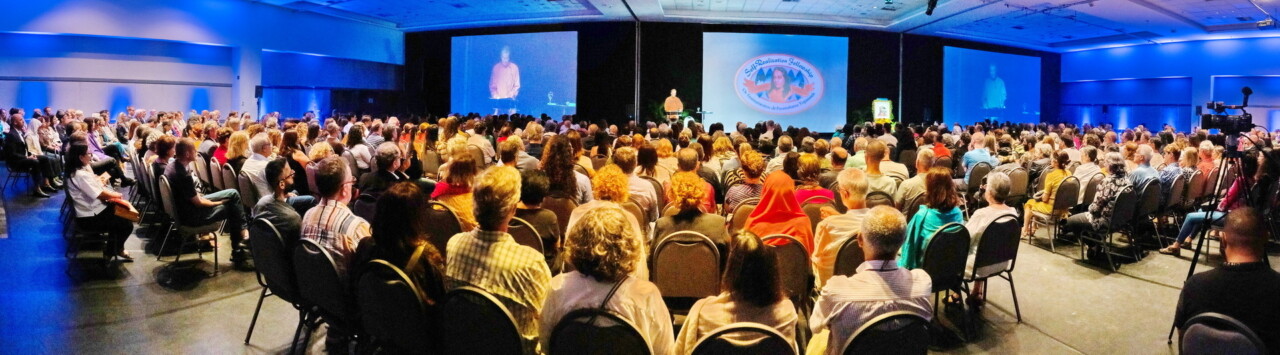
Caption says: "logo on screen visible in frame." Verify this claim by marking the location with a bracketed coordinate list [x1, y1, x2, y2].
[734, 54, 824, 115]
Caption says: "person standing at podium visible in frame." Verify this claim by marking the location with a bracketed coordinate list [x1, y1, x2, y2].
[490, 46, 521, 115]
[664, 88, 683, 123]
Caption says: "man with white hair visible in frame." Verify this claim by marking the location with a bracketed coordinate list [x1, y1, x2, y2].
[812, 168, 870, 288]
[1128, 144, 1158, 188]
[808, 206, 933, 355]
[243, 134, 316, 212]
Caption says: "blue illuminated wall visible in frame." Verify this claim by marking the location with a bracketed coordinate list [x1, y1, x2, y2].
[0, 0, 402, 118]
[1062, 37, 1280, 130]
[1061, 77, 1192, 130]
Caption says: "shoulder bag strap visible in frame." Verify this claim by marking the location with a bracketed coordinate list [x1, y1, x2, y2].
[405, 244, 427, 275]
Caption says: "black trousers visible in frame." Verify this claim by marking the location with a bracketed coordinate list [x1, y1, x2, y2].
[77, 206, 134, 257]
[90, 158, 126, 181]
[12, 156, 45, 184]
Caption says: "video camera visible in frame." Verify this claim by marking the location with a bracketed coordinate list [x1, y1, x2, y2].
[1201, 86, 1256, 135]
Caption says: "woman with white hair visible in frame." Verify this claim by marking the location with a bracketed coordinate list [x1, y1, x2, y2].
[963, 172, 1019, 308]
[1061, 152, 1132, 250]
[539, 206, 673, 354]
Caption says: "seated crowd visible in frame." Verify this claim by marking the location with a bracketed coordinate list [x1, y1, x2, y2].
[6, 104, 1280, 354]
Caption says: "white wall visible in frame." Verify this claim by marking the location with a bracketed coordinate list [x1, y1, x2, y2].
[0, 0, 403, 116]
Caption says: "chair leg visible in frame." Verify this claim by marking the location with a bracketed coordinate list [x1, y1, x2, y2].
[157, 226, 174, 261]
[1049, 219, 1058, 253]
[1006, 272, 1022, 323]
[244, 287, 268, 344]
[288, 311, 307, 355]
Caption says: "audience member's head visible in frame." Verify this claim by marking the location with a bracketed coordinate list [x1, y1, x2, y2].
[519, 170, 550, 208]
[446, 150, 479, 187]
[777, 135, 794, 154]
[722, 231, 784, 308]
[1104, 152, 1127, 176]
[740, 149, 765, 180]
[831, 147, 849, 167]
[984, 172, 1011, 205]
[264, 157, 292, 195]
[866, 139, 887, 165]
[175, 138, 197, 163]
[836, 168, 868, 210]
[1081, 146, 1098, 163]
[613, 147, 638, 173]
[797, 153, 822, 184]
[498, 138, 520, 166]
[591, 165, 631, 202]
[1222, 207, 1265, 261]
[374, 182, 443, 265]
[677, 147, 700, 172]
[860, 206, 908, 260]
[314, 155, 352, 201]
[924, 167, 960, 210]
[670, 171, 706, 213]
[227, 131, 250, 159]
[782, 152, 800, 180]
[473, 166, 522, 231]
[564, 207, 641, 283]
[915, 149, 935, 173]
[152, 135, 177, 159]
[374, 142, 400, 172]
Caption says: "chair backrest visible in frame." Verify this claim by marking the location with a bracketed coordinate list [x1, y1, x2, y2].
[865, 191, 894, 209]
[969, 214, 1021, 278]
[721, 168, 744, 191]
[342, 151, 359, 176]
[1135, 179, 1162, 220]
[157, 175, 178, 219]
[237, 172, 258, 210]
[440, 286, 523, 355]
[897, 149, 917, 176]
[1109, 186, 1139, 229]
[508, 217, 545, 255]
[619, 201, 649, 235]
[209, 160, 224, 190]
[248, 218, 301, 304]
[920, 223, 970, 291]
[727, 198, 759, 234]
[651, 231, 721, 298]
[935, 156, 953, 170]
[641, 175, 666, 212]
[833, 233, 865, 277]
[1052, 176, 1080, 213]
[690, 322, 796, 355]
[293, 239, 350, 321]
[591, 154, 609, 171]
[221, 163, 239, 193]
[425, 202, 464, 258]
[760, 234, 813, 299]
[841, 311, 930, 355]
[1080, 173, 1103, 206]
[1006, 168, 1029, 204]
[550, 308, 651, 355]
[1184, 170, 1207, 208]
[542, 194, 579, 236]
[967, 162, 993, 194]
[421, 150, 442, 178]
[662, 203, 682, 218]
[352, 193, 379, 223]
[1165, 172, 1188, 210]
[358, 260, 433, 352]
[467, 144, 487, 168]
[193, 155, 211, 186]
[1181, 312, 1268, 355]
[1066, 161, 1080, 174]
[800, 196, 834, 233]
[574, 163, 590, 176]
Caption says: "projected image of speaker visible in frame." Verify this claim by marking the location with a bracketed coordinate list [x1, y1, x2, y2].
[451, 31, 578, 117]
[943, 47, 1042, 126]
[701, 33, 849, 132]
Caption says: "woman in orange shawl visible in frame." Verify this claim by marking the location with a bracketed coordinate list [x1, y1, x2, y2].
[744, 171, 814, 253]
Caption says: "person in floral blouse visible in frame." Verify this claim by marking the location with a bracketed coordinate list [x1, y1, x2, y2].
[1061, 152, 1132, 247]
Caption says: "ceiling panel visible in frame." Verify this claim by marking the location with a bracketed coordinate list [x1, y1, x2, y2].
[250, 0, 1280, 52]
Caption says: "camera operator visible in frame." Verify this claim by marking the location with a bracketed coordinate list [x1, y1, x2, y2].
[1160, 147, 1278, 255]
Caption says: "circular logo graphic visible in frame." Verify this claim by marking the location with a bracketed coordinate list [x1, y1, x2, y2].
[734, 54, 824, 115]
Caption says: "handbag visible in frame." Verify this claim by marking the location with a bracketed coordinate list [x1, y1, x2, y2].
[112, 202, 141, 223]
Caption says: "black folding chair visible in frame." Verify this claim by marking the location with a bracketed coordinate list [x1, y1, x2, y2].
[962, 215, 1023, 323]
[840, 311, 930, 355]
[1181, 312, 1268, 355]
[920, 223, 970, 331]
[244, 218, 310, 349]
[425, 201, 464, 259]
[832, 234, 864, 278]
[293, 239, 356, 353]
[651, 231, 721, 313]
[550, 308, 650, 355]
[690, 322, 796, 355]
[357, 260, 435, 353]
[509, 217, 545, 255]
[440, 286, 523, 355]
[1078, 186, 1137, 271]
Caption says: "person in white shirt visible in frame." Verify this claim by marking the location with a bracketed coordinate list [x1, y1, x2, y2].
[65, 142, 136, 261]
[675, 232, 798, 354]
[613, 147, 658, 221]
[963, 172, 1019, 307]
[812, 168, 870, 288]
[1070, 146, 1102, 204]
[764, 135, 794, 176]
[540, 206, 673, 354]
[808, 206, 933, 355]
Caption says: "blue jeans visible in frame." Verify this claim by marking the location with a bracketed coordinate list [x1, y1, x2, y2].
[1176, 211, 1227, 245]
[186, 189, 246, 244]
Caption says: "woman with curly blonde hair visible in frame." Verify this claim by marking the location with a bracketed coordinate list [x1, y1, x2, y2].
[539, 206, 674, 354]
[655, 171, 728, 256]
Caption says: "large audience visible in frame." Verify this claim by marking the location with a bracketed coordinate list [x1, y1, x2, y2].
[4, 105, 1279, 353]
